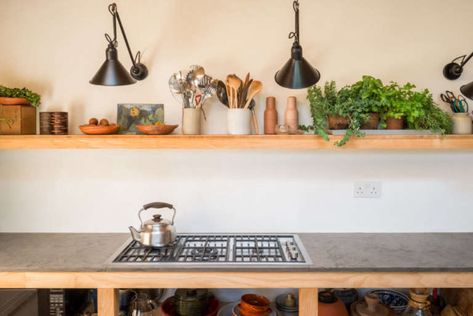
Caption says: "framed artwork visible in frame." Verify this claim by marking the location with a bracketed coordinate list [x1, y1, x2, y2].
[117, 103, 164, 134]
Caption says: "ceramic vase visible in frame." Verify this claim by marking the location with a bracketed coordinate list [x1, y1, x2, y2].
[227, 108, 252, 135]
[451, 113, 472, 134]
[182, 108, 201, 135]
[264, 97, 278, 135]
[285, 96, 298, 134]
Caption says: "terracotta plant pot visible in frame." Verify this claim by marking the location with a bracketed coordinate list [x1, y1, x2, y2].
[328, 115, 349, 130]
[0, 97, 29, 105]
[362, 113, 380, 129]
[318, 291, 349, 316]
[386, 117, 405, 130]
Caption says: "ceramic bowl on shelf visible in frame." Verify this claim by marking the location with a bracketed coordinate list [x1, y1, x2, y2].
[367, 289, 408, 314]
[79, 124, 120, 135]
[136, 124, 179, 135]
[161, 296, 219, 316]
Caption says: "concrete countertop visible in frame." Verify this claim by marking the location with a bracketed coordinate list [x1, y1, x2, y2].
[0, 233, 472, 272]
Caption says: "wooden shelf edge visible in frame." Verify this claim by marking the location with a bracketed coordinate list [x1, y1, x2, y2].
[1, 135, 473, 150]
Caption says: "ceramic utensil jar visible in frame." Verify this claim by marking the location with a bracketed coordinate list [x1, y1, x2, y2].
[285, 96, 298, 134]
[264, 97, 278, 135]
[182, 108, 201, 135]
[451, 113, 472, 134]
[227, 108, 252, 135]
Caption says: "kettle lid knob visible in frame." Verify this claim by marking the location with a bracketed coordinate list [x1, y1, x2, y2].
[152, 214, 162, 222]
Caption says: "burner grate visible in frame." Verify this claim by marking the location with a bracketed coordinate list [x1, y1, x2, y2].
[112, 234, 309, 265]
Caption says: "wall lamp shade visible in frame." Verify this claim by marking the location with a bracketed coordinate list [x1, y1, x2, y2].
[275, 0, 320, 89]
[90, 45, 136, 86]
[90, 3, 148, 86]
[443, 52, 473, 100]
[460, 81, 473, 100]
[275, 43, 320, 89]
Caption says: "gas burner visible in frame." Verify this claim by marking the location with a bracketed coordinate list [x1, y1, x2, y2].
[111, 234, 310, 266]
[190, 247, 219, 261]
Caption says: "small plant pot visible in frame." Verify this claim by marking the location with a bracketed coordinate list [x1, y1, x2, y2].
[386, 117, 405, 130]
[452, 113, 472, 135]
[328, 115, 349, 130]
[227, 108, 252, 135]
[361, 113, 380, 129]
[182, 108, 201, 135]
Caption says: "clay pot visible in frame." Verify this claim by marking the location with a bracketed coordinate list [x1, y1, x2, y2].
[351, 293, 395, 316]
[328, 115, 349, 130]
[0, 97, 29, 105]
[240, 294, 271, 316]
[386, 117, 405, 130]
[318, 291, 349, 316]
[362, 113, 380, 129]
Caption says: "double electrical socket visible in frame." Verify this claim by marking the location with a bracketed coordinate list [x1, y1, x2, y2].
[353, 181, 382, 198]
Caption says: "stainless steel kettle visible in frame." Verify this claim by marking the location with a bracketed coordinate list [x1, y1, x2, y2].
[129, 202, 176, 248]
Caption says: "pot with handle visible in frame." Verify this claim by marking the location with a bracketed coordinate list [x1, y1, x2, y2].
[129, 202, 177, 248]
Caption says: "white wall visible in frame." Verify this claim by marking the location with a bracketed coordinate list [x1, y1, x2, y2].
[0, 0, 472, 233]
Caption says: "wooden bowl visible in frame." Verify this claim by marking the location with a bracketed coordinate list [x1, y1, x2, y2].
[79, 124, 120, 135]
[136, 124, 178, 135]
[0, 97, 29, 105]
[240, 294, 271, 316]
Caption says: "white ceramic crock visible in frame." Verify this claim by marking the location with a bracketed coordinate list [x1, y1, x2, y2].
[227, 108, 252, 135]
[452, 113, 472, 135]
[182, 108, 201, 135]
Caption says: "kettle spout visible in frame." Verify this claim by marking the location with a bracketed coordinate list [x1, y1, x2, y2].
[128, 226, 141, 242]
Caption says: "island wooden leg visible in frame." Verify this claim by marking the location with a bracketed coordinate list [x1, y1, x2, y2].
[299, 288, 318, 316]
[98, 288, 119, 316]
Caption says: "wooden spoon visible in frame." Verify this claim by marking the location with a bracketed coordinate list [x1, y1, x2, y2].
[227, 75, 242, 108]
[243, 81, 263, 109]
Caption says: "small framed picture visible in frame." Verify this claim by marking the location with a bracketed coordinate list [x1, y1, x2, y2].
[117, 103, 164, 134]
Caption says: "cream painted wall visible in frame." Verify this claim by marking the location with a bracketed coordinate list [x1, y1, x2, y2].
[0, 0, 472, 232]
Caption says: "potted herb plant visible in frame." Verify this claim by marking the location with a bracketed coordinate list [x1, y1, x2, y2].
[0, 85, 41, 135]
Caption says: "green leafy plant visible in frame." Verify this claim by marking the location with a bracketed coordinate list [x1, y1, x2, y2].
[304, 76, 453, 146]
[0, 85, 41, 107]
[304, 81, 368, 146]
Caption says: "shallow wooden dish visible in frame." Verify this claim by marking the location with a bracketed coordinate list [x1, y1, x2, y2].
[79, 124, 120, 135]
[136, 124, 178, 135]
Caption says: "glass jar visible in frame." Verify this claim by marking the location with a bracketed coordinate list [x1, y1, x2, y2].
[402, 289, 432, 316]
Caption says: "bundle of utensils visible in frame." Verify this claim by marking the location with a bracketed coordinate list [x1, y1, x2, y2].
[168, 65, 217, 110]
[221, 73, 263, 109]
[441, 90, 469, 113]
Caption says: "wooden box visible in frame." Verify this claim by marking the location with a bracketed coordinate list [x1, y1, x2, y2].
[0, 105, 36, 135]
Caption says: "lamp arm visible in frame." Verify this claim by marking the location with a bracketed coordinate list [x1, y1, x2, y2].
[114, 10, 139, 67]
[460, 52, 473, 68]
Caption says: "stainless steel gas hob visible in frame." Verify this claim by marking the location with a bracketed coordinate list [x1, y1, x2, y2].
[109, 234, 311, 268]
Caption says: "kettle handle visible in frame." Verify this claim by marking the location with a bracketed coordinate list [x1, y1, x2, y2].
[143, 202, 173, 210]
[138, 202, 176, 226]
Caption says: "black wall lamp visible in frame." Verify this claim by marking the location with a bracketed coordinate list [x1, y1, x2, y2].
[90, 3, 148, 86]
[443, 52, 473, 100]
[275, 0, 320, 89]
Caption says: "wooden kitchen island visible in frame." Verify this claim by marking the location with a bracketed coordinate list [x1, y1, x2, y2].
[1, 233, 473, 315]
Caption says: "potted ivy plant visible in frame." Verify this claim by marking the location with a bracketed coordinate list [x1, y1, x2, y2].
[305, 81, 368, 146]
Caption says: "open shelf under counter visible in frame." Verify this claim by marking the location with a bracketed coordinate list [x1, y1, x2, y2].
[1, 134, 473, 150]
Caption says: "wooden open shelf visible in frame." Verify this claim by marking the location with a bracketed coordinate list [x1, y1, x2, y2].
[1, 134, 473, 150]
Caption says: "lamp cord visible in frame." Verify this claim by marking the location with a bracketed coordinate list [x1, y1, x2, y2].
[288, 0, 300, 43]
[105, 3, 140, 68]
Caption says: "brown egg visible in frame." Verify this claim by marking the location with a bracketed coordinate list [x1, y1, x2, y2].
[89, 118, 98, 125]
[99, 119, 109, 126]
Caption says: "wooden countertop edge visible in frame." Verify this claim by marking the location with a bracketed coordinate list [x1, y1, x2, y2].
[2, 271, 473, 288]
